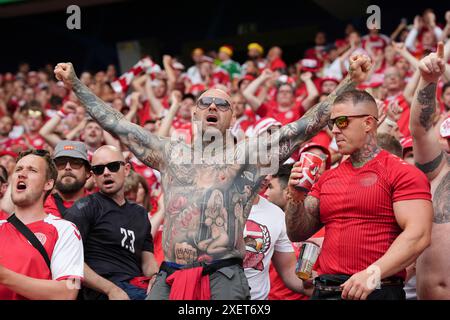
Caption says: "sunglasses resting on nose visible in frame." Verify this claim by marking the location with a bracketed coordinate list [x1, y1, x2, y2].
[197, 97, 231, 111]
[327, 114, 378, 130]
[91, 161, 125, 175]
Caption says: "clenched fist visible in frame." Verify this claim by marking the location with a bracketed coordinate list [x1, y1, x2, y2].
[348, 54, 372, 84]
[54, 62, 77, 88]
[418, 42, 446, 83]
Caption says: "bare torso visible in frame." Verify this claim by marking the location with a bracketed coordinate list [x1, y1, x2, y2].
[160, 141, 263, 264]
[417, 156, 450, 299]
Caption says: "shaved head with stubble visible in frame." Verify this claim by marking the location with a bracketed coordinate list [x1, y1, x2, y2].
[330, 90, 380, 159]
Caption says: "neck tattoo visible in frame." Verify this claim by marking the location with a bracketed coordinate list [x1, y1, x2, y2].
[350, 134, 381, 168]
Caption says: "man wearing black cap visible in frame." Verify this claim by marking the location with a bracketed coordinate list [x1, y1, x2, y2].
[44, 140, 91, 218]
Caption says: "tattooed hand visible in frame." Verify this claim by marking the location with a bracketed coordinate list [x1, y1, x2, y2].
[348, 54, 372, 84]
[175, 242, 198, 265]
[418, 42, 446, 83]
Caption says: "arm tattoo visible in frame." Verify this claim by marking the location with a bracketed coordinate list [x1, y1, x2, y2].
[433, 169, 450, 224]
[285, 196, 321, 242]
[276, 76, 356, 162]
[416, 82, 437, 131]
[71, 76, 167, 170]
[415, 151, 444, 174]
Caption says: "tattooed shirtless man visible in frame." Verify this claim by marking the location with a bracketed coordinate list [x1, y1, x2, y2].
[411, 42, 450, 300]
[54, 55, 371, 300]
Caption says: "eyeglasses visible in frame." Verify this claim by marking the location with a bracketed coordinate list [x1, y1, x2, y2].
[327, 114, 378, 130]
[54, 157, 86, 170]
[197, 97, 232, 112]
[91, 161, 125, 176]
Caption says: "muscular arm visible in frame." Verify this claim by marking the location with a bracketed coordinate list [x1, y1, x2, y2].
[369, 199, 432, 280]
[285, 195, 322, 242]
[62, 65, 168, 171]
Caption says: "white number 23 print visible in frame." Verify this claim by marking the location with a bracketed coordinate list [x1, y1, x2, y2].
[120, 228, 135, 253]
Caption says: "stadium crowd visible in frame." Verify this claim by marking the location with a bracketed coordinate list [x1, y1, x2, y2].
[0, 8, 449, 300]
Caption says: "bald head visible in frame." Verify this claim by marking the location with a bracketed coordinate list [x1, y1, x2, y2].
[92, 145, 125, 165]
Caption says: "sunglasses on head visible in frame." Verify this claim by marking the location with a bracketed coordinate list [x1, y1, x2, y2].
[327, 114, 378, 130]
[91, 161, 125, 176]
[54, 157, 86, 170]
[197, 97, 231, 112]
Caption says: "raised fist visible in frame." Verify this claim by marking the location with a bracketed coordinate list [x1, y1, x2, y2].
[54, 62, 77, 88]
[348, 54, 372, 84]
[418, 42, 446, 83]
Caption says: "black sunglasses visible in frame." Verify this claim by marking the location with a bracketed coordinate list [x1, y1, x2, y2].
[91, 161, 125, 175]
[197, 97, 231, 111]
[327, 114, 378, 130]
[54, 157, 87, 170]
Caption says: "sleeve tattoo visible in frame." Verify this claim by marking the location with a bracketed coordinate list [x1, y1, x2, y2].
[285, 195, 322, 242]
[71, 77, 168, 170]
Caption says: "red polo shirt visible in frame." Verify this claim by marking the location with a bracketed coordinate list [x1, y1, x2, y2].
[309, 150, 431, 280]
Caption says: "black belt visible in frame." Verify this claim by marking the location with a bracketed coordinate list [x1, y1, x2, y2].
[160, 258, 243, 277]
[314, 274, 404, 292]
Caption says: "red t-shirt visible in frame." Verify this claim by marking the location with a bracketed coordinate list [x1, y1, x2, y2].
[44, 192, 89, 218]
[257, 101, 305, 126]
[268, 228, 325, 300]
[0, 215, 84, 300]
[0, 210, 9, 220]
[309, 150, 431, 280]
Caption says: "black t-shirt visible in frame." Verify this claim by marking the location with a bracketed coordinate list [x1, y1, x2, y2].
[64, 192, 153, 282]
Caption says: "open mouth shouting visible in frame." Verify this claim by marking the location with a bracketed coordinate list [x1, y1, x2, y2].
[206, 114, 218, 125]
[16, 180, 27, 192]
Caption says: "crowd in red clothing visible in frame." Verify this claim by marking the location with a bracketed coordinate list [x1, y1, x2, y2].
[1, 8, 450, 300]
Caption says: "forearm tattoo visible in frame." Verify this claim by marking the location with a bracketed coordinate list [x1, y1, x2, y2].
[416, 82, 437, 131]
[71, 74, 166, 170]
[285, 196, 321, 242]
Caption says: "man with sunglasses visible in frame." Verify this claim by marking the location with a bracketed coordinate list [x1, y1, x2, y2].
[410, 42, 450, 300]
[286, 89, 433, 300]
[44, 140, 91, 218]
[55, 55, 370, 300]
[64, 145, 158, 300]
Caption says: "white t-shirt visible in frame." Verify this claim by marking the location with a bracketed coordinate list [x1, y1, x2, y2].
[243, 196, 294, 300]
